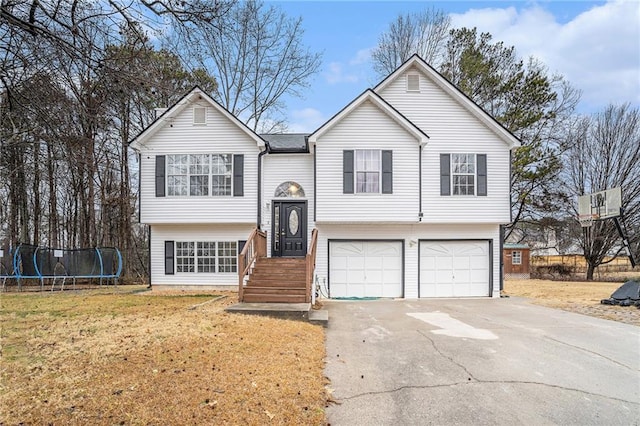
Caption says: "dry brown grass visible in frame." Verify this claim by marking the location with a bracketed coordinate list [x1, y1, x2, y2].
[1, 286, 327, 425]
[504, 279, 640, 326]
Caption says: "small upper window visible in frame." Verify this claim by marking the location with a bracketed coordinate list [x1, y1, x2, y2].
[274, 181, 305, 198]
[193, 106, 206, 125]
[407, 73, 420, 92]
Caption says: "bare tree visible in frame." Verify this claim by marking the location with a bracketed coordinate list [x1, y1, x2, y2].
[563, 104, 640, 279]
[371, 7, 451, 77]
[176, 0, 322, 132]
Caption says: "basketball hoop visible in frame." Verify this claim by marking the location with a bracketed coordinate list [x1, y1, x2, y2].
[578, 214, 598, 228]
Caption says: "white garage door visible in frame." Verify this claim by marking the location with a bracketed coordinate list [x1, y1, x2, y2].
[420, 241, 490, 297]
[330, 241, 403, 298]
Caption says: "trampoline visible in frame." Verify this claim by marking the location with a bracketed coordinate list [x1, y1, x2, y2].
[2, 244, 123, 291]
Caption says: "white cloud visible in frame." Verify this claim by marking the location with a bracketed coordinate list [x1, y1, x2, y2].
[324, 62, 360, 84]
[288, 108, 327, 133]
[349, 47, 373, 65]
[450, 0, 640, 112]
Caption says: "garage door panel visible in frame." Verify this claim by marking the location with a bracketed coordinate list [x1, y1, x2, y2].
[364, 256, 383, 270]
[456, 256, 470, 269]
[470, 256, 486, 269]
[330, 241, 403, 298]
[347, 270, 366, 284]
[332, 242, 363, 256]
[420, 240, 489, 298]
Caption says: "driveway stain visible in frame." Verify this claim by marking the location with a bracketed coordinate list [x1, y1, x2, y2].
[407, 312, 498, 340]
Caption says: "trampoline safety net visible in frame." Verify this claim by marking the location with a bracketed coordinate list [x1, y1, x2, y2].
[2, 244, 123, 283]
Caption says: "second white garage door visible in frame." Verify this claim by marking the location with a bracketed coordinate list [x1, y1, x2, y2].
[329, 241, 403, 298]
[420, 241, 490, 297]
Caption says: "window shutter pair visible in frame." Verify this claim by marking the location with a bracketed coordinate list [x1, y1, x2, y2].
[342, 150, 393, 194]
[155, 155, 244, 197]
[439, 154, 487, 196]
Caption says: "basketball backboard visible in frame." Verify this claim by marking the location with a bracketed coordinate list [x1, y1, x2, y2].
[578, 187, 622, 223]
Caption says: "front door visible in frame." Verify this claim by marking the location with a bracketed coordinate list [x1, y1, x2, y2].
[272, 201, 307, 257]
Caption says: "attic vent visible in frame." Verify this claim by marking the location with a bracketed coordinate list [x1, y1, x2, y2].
[407, 73, 420, 92]
[193, 106, 206, 124]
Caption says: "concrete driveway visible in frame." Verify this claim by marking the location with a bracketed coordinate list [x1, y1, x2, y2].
[324, 297, 640, 425]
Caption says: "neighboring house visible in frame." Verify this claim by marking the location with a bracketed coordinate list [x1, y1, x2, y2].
[129, 55, 520, 299]
[503, 243, 531, 279]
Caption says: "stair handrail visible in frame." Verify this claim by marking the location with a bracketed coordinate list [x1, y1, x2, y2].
[305, 228, 319, 303]
[238, 228, 267, 301]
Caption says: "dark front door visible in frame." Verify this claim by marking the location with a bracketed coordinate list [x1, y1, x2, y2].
[272, 201, 307, 257]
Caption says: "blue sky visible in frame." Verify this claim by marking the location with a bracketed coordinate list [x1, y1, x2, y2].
[270, 0, 640, 132]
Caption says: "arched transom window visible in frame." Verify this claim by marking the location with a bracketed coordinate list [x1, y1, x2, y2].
[274, 181, 305, 198]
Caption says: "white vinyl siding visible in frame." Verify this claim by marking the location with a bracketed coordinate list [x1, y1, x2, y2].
[261, 153, 315, 257]
[138, 100, 259, 224]
[376, 66, 512, 223]
[150, 224, 253, 287]
[315, 223, 501, 299]
[315, 100, 420, 223]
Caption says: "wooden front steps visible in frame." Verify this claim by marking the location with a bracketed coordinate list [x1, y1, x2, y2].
[242, 257, 308, 303]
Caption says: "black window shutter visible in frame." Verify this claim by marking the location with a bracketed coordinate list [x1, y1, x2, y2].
[155, 155, 165, 197]
[382, 150, 393, 194]
[343, 150, 354, 194]
[233, 155, 244, 197]
[477, 154, 487, 196]
[238, 240, 246, 254]
[164, 241, 174, 275]
[440, 154, 451, 196]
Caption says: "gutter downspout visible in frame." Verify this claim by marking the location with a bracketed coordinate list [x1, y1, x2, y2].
[418, 144, 424, 221]
[257, 148, 269, 229]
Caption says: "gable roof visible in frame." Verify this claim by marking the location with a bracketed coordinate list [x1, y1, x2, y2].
[308, 89, 429, 145]
[129, 86, 266, 150]
[375, 54, 521, 149]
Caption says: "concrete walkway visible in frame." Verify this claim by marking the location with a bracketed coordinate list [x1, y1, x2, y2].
[324, 297, 640, 425]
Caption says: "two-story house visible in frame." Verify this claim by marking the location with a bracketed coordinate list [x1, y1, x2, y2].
[129, 55, 520, 300]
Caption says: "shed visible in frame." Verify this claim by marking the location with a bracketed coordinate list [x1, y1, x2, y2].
[504, 244, 530, 279]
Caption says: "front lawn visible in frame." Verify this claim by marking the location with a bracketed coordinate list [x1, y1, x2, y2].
[0, 287, 326, 425]
[504, 279, 640, 326]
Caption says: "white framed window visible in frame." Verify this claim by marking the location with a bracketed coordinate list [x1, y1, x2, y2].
[512, 251, 522, 265]
[167, 155, 189, 196]
[175, 241, 237, 273]
[355, 149, 380, 193]
[211, 154, 232, 196]
[176, 242, 195, 272]
[451, 153, 476, 195]
[166, 154, 232, 196]
[197, 242, 216, 272]
[407, 73, 420, 92]
[217, 241, 238, 273]
[189, 154, 209, 196]
[193, 106, 207, 124]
